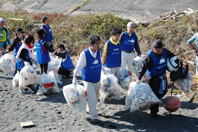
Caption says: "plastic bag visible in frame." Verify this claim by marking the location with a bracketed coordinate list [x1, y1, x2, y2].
[119, 68, 132, 89]
[125, 81, 161, 112]
[0, 53, 15, 74]
[63, 84, 87, 113]
[132, 55, 145, 78]
[36, 71, 60, 95]
[12, 72, 20, 87]
[100, 73, 121, 103]
[32, 52, 39, 70]
[19, 62, 37, 88]
[174, 70, 192, 94]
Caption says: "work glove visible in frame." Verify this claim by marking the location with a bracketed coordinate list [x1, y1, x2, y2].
[72, 77, 77, 85]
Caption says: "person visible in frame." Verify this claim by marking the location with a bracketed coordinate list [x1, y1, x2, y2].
[36, 29, 55, 74]
[0, 18, 11, 56]
[102, 28, 122, 100]
[6, 28, 25, 74]
[40, 16, 54, 48]
[119, 22, 141, 74]
[187, 32, 198, 83]
[138, 40, 177, 117]
[73, 34, 102, 123]
[53, 43, 74, 78]
[16, 35, 35, 71]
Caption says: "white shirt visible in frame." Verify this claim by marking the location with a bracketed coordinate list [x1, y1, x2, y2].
[74, 47, 98, 76]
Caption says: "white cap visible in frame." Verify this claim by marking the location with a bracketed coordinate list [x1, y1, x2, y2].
[0, 18, 7, 23]
[126, 22, 134, 27]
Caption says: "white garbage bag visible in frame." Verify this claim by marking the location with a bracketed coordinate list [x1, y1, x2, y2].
[32, 52, 39, 70]
[132, 55, 145, 78]
[36, 71, 60, 95]
[125, 81, 160, 112]
[12, 72, 20, 87]
[19, 62, 37, 88]
[0, 53, 15, 74]
[174, 70, 192, 94]
[119, 68, 132, 89]
[100, 73, 121, 103]
[63, 84, 87, 113]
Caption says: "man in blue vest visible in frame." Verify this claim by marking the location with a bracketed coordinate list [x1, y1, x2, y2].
[138, 40, 177, 117]
[40, 16, 54, 48]
[0, 18, 11, 56]
[73, 34, 102, 123]
[119, 22, 141, 74]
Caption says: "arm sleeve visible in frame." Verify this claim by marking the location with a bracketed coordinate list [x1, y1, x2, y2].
[119, 32, 125, 43]
[19, 49, 31, 63]
[187, 33, 196, 45]
[102, 42, 109, 65]
[8, 39, 17, 52]
[42, 41, 55, 52]
[138, 54, 152, 80]
[54, 50, 67, 59]
[164, 48, 176, 59]
[5, 29, 11, 45]
[73, 52, 86, 76]
[134, 33, 141, 55]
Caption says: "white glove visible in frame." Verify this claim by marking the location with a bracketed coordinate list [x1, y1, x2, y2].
[72, 77, 77, 85]
[136, 79, 141, 84]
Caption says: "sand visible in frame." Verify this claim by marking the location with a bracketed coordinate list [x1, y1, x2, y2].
[0, 71, 198, 132]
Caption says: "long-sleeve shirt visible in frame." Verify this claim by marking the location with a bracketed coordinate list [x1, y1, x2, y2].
[0, 27, 11, 46]
[54, 50, 67, 59]
[138, 48, 175, 80]
[42, 41, 54, 52]
[74, 47, 98, 76]
[8, 37, 22, 52]
[187, 33, 198, 48]
[119, 31, 141, 55]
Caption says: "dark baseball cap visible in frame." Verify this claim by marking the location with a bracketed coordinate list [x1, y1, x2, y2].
[16, 28, 25, 34]
[152, 40, 163, 48]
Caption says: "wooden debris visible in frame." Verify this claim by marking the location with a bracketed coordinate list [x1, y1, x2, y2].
[187, 92, 197, 103]
[20, 121, 35, 128]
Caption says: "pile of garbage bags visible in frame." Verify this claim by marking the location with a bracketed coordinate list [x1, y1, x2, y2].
[132, 55, 145, 78]
[63, 84, 87, 113]
[125, 81, 160, 112]
[100, 73, 121, 103]
[36, 71, 60, 95]
[174, 70, 192, 94]
[0, 53, 15, 75]
[119, 68, 132, 89]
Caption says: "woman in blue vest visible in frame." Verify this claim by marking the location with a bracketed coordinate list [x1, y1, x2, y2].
[36, 29, 55, 74]
[7, 28, 25, 74]
[16, 35, 35, 71]
[73, 34, 102, 123]
[40, 16, 54, 48]
[119, 22, 141, 74]
[138, 40, 177, 117]
[53, 43, 74, 78]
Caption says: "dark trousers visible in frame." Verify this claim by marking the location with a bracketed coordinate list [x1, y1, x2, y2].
[40, 63, 48, 74]
[58, 67, 71, 78]
[142, 74, 167, 114]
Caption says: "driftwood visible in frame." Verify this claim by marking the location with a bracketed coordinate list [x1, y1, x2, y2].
[142, 8, 198, 26]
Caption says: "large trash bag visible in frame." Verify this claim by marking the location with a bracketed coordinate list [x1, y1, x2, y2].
[63, 84, 87, 113]
[132, 55, 145, 78]
[100, 73, 121, 103]
[48, 54, 62, 84]
[0, 53, 15, 75]
[36, 71, 60, 95]
[119, 68, 132, 89]
[174, 69, 192, 94]
[12, 72, 20, 87]
[19, 62, 37, 88]
[32, 52, 39, 70]
[125, 81, 160, 112]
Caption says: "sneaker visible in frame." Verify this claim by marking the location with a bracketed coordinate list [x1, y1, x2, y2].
[19, 88, 26, 94]
[25, 88, 35, 94]
[112, 96, 122, 100]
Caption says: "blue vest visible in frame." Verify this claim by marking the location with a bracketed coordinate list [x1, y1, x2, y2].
[17, 49, 32, 70]
[61, 50, 74, 70]
[14, 36, 25, 58]
[147, 49, 167, 77]
[104, 40, 121, 68]
[41, 24, 53, 41]
[82, 49, 102, 83]
[36, 39, 50, 64]
[122, 31, 136, 51]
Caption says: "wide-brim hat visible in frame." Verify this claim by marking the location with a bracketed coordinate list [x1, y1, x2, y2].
[0, 18, 7, 24]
